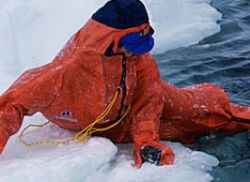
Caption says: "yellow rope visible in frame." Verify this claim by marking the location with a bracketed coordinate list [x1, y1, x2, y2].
[18, 88, 131, 147]
[74, 104, 131, 142]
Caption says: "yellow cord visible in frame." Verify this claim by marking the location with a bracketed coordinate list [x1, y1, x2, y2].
[18, 88, 131, 147]
[74, 104, 131, 142]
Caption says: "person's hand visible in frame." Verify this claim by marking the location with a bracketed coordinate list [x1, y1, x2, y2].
[133, 142, 175, 168]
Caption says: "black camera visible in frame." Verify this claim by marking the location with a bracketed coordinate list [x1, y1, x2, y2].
[140, 145, 162, 166]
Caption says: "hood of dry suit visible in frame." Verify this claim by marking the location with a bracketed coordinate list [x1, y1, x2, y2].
[56, 0, 152, 62]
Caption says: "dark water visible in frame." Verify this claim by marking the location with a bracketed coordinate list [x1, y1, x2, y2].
[155, 0, 250, 181]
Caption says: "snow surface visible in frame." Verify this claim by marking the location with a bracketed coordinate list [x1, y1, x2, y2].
[0, 114, 219, 182]
[0, 0, 221, 181]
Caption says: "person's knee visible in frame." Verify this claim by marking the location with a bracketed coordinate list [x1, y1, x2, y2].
[0, 96, 26, 154]
[0, 126, 10, 154]
[0, 98, 25, 136]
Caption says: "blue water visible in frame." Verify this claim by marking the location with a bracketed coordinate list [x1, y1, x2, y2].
[155, 0, 250, 181]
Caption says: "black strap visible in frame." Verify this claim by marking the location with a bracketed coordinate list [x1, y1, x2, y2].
[231, 114, 250, 124]
[117, 55, 127, 117]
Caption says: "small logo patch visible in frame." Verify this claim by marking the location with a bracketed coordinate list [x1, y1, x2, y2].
[56, 110, 78, 123]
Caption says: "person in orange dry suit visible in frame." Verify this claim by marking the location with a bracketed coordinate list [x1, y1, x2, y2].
[0, 0, 250, 167]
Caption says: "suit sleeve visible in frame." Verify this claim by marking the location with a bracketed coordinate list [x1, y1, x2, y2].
[130, 53, 163, 145]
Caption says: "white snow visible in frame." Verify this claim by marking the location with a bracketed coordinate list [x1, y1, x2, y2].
[145, 0, 222, 54]
[0, 0, 221, 181]
[0, 114, 219, 182]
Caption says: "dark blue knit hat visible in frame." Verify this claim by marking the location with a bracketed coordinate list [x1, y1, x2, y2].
[120, 32, 154, 55]
[92, 0, 149, 29]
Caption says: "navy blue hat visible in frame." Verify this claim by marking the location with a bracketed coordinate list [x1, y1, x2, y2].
[119, 32, 154, 55]
[92, 0, 149, 29]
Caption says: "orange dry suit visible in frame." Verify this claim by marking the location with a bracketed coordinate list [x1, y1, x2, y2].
[1, 0, 250, 167]
[159, 82, 250, 144]
[0, 0, 174, 166]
